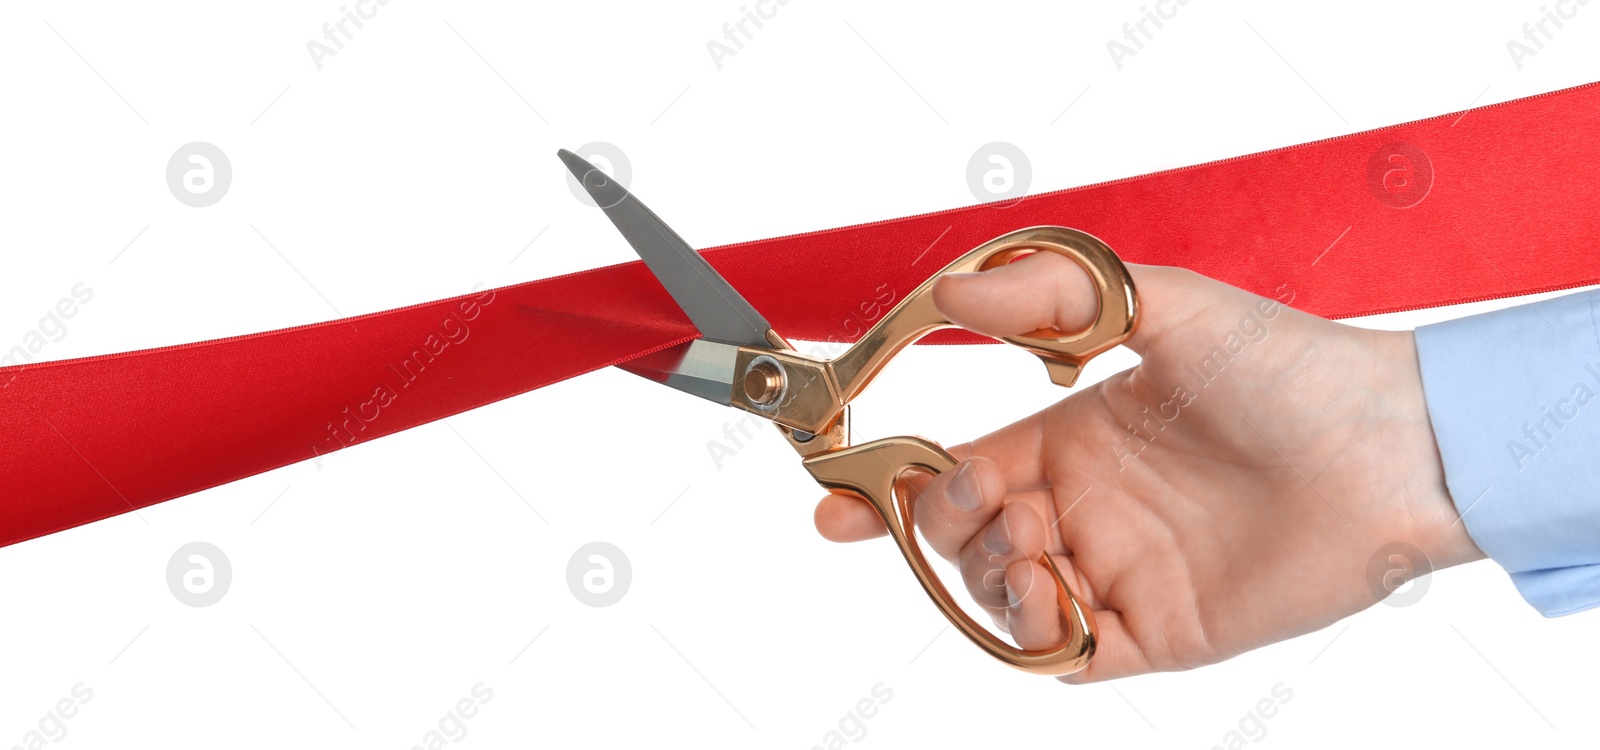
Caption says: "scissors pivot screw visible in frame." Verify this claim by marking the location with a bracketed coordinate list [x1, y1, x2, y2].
[742, 358, 785, 406]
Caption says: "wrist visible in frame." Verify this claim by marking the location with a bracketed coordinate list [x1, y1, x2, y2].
[1382, 330, 1487, 570]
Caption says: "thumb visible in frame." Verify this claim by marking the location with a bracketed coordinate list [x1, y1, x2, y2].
[931, 251, 1099, 339]
[931, 251, 1213, 355]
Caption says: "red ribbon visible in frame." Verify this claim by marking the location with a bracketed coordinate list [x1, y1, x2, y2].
[5, 83, 1599, 548]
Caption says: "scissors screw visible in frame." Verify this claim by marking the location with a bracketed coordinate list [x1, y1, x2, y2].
[743, 360, 785, 405]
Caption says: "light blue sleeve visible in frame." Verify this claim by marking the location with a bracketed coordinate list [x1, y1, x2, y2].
[1414, 288, 1600, 616]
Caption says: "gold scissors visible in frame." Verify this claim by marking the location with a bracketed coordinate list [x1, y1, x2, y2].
[560, 149, 1138, 676]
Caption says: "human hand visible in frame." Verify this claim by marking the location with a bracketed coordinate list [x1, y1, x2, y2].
[813, 252, 1484, 682]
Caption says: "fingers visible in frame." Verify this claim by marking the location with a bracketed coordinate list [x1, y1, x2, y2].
[1004, 558, 1067, 650]
[812, 457, 1009, 557]
[913, 457, 1009, 561]
[979, 552, 1160, 684]
[959, 500, 1049, 611]
[816, 474, 1152, 684]
[932, 251, 1099, 340]
[813, 493, 886, 542]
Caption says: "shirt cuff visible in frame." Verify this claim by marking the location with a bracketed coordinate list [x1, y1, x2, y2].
[1414, 289, 1600, 617]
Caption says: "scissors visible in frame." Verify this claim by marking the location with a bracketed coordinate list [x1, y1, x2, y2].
[559, 149, 1139, 676]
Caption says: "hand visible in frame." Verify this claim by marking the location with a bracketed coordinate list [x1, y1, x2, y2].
[813, 252, 1485, 682]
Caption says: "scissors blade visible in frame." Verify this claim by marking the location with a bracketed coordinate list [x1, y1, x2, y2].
[615, 338, 742, 406]
[558, 149, 774, 350]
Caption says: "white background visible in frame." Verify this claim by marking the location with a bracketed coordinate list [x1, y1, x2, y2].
[2, 0, 1598, 747]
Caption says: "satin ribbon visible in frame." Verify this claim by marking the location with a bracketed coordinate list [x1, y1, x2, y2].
[5, 82, 1599, 549]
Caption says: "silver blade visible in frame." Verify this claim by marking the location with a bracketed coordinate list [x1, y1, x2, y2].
[558, 149, 774, 349]
[616, 338, 741, 406]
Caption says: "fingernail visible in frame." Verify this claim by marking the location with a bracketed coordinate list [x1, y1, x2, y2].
[947, 462, 982, 511]
[1007, 584, 1020, 610]
[983, 514, 1013, 555]
[942, 272, 985, 280]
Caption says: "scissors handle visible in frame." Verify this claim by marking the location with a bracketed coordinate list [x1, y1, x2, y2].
[801, 226, 1137, 676]
[803, 437, 1097, 676]
[828, 226, 1138, 405]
